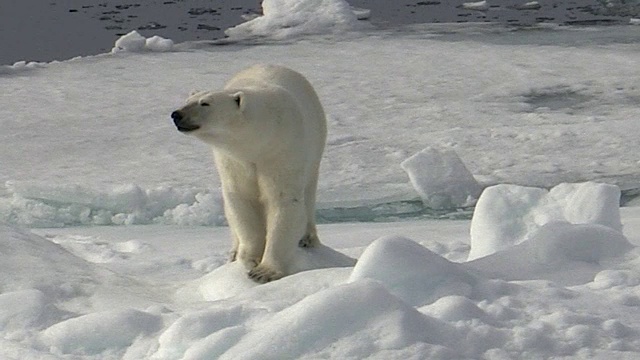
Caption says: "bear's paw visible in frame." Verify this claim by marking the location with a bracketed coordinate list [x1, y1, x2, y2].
[299, 233, 320, 248]
[248, 264, 284, 283]
[228, 249, 238, 262]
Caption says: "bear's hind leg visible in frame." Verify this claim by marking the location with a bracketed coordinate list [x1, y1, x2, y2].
[300, 170, 321, 249]
[228, 231, 239, 262]
[298, 228, 320, 248]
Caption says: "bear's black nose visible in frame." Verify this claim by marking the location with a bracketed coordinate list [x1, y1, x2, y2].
[171, 111, 183, 122]
[172, 110, 200, 132]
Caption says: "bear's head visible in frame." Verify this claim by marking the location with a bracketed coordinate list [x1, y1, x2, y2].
[171, 90, 245, 143]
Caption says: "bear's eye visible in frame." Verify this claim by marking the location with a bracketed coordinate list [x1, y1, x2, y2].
[200, 102, 210, 107]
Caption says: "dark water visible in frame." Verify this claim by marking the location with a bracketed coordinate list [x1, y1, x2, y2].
[0, 0, 635, 65]
[314, 185, 640, 224]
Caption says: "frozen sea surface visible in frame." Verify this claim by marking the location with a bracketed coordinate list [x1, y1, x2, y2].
[2, 21, 640, 227]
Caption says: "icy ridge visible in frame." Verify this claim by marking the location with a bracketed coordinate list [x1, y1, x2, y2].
[1, 181, 638, 228]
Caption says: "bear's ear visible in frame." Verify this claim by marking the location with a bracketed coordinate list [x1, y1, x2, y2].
[190, 90, 202, 96]
[232, 91, 245, 111]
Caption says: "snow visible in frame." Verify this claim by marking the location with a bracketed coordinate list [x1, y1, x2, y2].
[469, 182, 623, 260]
[350, 236, 477, 306]
[2, 2, 640, 358]
[41, 309, 162, 355]
[468, 221, 632, 285]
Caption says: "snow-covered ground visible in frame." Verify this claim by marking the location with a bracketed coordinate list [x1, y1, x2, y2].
[2, 0, 640, 358]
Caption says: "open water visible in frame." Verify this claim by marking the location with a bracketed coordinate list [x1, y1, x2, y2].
[0, 0, 635, 65]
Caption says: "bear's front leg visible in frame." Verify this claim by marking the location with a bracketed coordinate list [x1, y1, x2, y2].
[248, 194, 307, 283]
[223, 194, 266, 270]
[216, 154, 267, 270]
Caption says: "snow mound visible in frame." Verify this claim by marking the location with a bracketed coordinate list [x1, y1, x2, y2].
[468, 221, 632, 285]
[349, 236, 477, 306]
[41, 308, 162, 355]
[0, 225, 97, 294]
[191, 245, 356, 302]
[173, 280, 457, 360]
[112, 31, 174, 53]
[421, 295, 493, 323]
[468, 182, 622, 261]
[0, 290, 52, 330]
[225, 0, 365, 40]
[529, 222, 631, 263]
[401, 147, 481, 209]
[223, 280, 457, 359]
[465, 222, 633, 285]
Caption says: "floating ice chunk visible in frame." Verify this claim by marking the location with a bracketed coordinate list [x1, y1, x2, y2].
[112, 31, 174, 53]
[468, 182, 623, 261]
[349, 236, 477, 306]
[463, 1, 490, 11]
[112, 31, 147, 53]
[515, 1, 541, 10]
[145, 35, 174, 52]
[225, 0, 363, 40]
[631, 18, 640, 25]
[351, 6, 371, 20]
[401, 147, 482, 209]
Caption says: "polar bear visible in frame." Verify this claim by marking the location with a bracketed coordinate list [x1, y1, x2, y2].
[171, 64, 327, 283]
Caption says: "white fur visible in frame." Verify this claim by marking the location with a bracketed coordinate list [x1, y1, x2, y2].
[173, 64, 327, 282]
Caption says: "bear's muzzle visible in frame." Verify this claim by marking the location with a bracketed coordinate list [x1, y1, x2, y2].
[171, 110, 200, 133]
